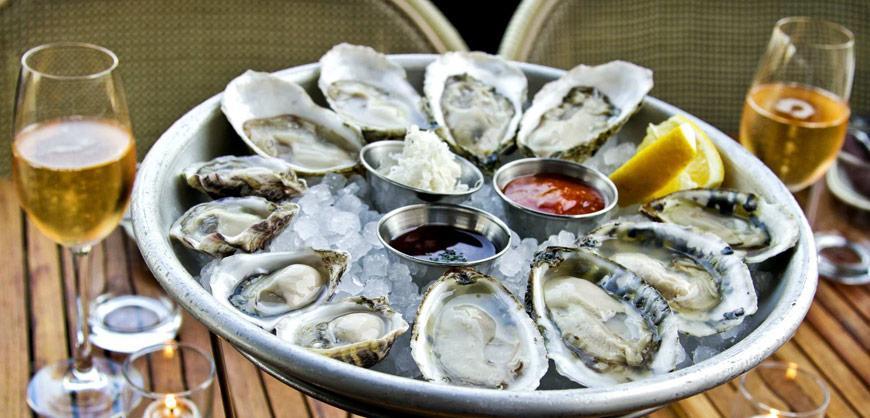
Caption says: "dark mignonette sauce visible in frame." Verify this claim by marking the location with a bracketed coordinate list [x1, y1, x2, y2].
[389, 224, 496, 263]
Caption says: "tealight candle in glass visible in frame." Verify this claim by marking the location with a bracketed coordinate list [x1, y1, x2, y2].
[731, 361, 830, 418]
[123, 343, 215, 418]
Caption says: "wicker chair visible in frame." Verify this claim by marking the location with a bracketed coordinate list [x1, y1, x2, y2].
[0, 0, 466, 175]
[499, 0, 868, 134]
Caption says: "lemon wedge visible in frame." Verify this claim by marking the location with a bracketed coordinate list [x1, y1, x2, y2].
[641, 115, 725, 195]
[609, 122, 698, 206]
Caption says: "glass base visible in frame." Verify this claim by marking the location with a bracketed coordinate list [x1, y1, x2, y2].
[89, 294, 182, 353]
[27, 357, 142, 418]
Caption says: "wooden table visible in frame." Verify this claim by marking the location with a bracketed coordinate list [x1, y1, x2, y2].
[1, 177, 867, 418]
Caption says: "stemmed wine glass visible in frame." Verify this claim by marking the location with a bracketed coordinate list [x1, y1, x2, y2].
[13, 43, 141, 417]
[739, 17, 854, 192]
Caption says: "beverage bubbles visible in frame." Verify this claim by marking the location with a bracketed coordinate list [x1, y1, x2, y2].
[13, 117, 136, 247]
[739, 18, 854, 192]
[740, 83, 849, 191]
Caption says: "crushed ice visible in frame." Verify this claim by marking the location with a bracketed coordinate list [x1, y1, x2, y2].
[194, 141, 755, 381]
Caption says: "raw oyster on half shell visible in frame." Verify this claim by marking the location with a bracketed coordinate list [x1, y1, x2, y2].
[581, 221, 756, 336]
[170, 197, 298, 257]
[319, 43, 430, 141]
[208, 249, 348, 330]
[528, 247, 683, 387]
[517, 61, 653, 161]
[183, 155, 307, 201]
[276, 296, 409, 367]
[641, 189, 800, 263]
[222, 70, 364, 175]
[410, 268, 548, 390]
[424, 52, 527, 169]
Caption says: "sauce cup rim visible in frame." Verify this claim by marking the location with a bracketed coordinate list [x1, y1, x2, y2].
[493, 157, 618, 220]
[360, 140, 484, 197]
[376, 203, 512, 268]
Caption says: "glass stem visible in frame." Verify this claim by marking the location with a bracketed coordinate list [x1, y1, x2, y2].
[71, 245, 94, 376]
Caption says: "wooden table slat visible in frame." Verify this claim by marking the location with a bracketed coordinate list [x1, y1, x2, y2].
[804, 301, 870, 387]
[26, 223, 69, 370]
[702, 382, 740, 417]
[305, 397, 350, 418]
[218, 339, 275, 417]
[668, 393, 722, 418]
[791, 320, 870, 412]
[0, 182, 31, 418]
[260, 372, 313, 418]
[814, 281, 870, 350]
[832, 282, 870, 321]
[648, 405, 683, 418]
[178, 309, 227, 418]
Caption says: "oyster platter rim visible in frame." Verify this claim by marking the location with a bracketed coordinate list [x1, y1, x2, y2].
[131, 54, 817, 417]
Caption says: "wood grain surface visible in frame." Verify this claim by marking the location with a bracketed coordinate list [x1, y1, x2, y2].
[2, 179, 867, 418]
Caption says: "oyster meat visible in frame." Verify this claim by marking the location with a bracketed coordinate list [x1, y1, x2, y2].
[319, 43, 429, 141]
[517, 61, 653, 161]
[183, 155, 307, 201]
[424, 52, 527, 169]
[528, 247, 682, 387]
[410, 268, 548, 390]
[276, 296, 409, 367]
[208, 249, 348, 330]
[641, 189, 800, 263]
[222, 70, 364, 175]
[581, 221, 756, 336]
[170, 197, 298, 257]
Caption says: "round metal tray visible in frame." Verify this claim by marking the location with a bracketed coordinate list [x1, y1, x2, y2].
[131, 55, 817, 417]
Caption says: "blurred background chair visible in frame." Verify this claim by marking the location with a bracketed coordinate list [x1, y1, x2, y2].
[499, 0, 868, 135]
[0, 0, 466, 175]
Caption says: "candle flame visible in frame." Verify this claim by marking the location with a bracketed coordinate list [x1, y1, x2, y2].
[164, 394, 181, 417]
[785, 362, 798, 380]
[163, 343, 176, 359]
[769, 408, 781, 417]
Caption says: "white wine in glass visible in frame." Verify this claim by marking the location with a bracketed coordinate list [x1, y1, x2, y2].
[14, 118, 136, 246]
[740, 17, 854, 191]
[13, 43, 142, 417]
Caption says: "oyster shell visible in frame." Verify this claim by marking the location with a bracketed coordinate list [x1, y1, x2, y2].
[641, 189, 800, 263]
[517, 61, 653, 161]
[528, 247, 682, 387]
[208, 249, 348, 330]
[581, 221, 756, 336]
[424, 52, 527, 169]
[319, 43, 429, 141]
[183, 155, 307, 201]
[410, 268, 548, 390]
[275, 296, 409, 367]
[170, 197, 297, 257]
[222, 70, 364, 175]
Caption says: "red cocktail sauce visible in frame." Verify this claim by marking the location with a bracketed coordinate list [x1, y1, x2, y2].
[503, 173, 606, 216]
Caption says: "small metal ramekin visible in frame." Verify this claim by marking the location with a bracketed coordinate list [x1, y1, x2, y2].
[360, 140, 484, 213]
[493, 158, 618, 240]
[377, 203, 511, 286]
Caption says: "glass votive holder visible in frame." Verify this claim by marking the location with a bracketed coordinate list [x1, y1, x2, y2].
[732, 361, 830, 418]
[122, 343, 215, 418]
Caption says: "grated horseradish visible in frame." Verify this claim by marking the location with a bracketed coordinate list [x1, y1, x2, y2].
[382, 126, 469, 193]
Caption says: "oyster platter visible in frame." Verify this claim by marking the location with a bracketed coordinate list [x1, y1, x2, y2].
[133, 44, 815, 416]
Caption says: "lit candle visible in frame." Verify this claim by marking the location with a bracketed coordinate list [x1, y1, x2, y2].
[748, 408, 780, 418]
[785, 362, 798, 380]
[143, 395, 201, 418]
